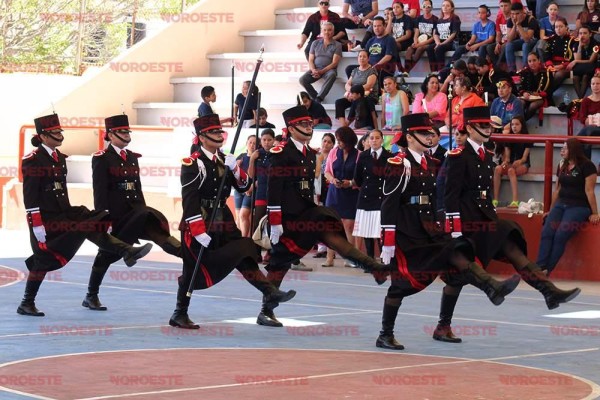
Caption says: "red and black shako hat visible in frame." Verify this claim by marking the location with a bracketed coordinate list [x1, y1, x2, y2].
[463, 106, 492, 125]
[34, 113, 63, 136]
[104, 114, 131, 140]
[393, 113, 435, 147]
[193, 114, 224, 136]
[282, 105, 312, 127]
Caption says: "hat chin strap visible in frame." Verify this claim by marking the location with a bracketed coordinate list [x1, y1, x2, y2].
[111, 132, 131, 144]
[45, 132, 64, 143]
[409, 132, 433, 149]
[201, 133, 224, 144]
[469, 124, 491, 139]
[291, 125, 312, 137]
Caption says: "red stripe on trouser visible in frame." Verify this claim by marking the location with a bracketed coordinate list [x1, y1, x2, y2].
[38, 242, 68, 266]
[184, 230, 214, 288]
[280, 236, 307, 256]
[395, 248, 426, 291]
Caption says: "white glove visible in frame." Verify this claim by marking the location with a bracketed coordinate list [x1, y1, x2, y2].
[33, 225, 47, 243]
[194, 232, 212, 248]
[270, 224, 283, 245]
[451, 232, 463, 239]
[381, 245, 395, 265]
[224, 154, 237, 170]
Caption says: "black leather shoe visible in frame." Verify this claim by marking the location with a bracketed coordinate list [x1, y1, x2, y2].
[432, 325, 462, 343]
[312, 251, 326, 258]
[82, 294, 107, 311]
[169, 312, 200, 329]
[546, 287, 581, 310]
[17, 302, 45, 317]
[257, 310, 283, 327]
[123, 243, 153, 267]
[264, 289, 296, 309]
[375, 335, 404, 350]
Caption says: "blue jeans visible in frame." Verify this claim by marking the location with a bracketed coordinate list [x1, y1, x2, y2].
[576, 125, 600, 160]
[505, 38, 538, 72]
[536, 202, 591, 273]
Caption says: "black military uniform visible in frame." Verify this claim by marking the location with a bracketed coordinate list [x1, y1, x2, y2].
[376, 113, 520, 350]
[543, 33, 575, 67]
[517, 64, 552, 122]
[18, 114, 152, 317]
[259, 106, 389, 327]
[84, 114, 182, 310]
[353, 146, 392, 261]
[171, 114, 295, 329]
[475, 64, 512, 101]
[434, 106, 581, 343]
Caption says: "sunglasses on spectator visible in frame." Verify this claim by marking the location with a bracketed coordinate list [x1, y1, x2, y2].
[320, 2, 330, 5]
[422, 4, 433, 8]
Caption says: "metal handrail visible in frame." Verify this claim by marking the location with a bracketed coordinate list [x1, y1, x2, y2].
[17, 124, 174, 182]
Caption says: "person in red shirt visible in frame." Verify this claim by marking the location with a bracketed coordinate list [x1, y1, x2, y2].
[577, 73, 600, 159]
[487, 0, 512, 67]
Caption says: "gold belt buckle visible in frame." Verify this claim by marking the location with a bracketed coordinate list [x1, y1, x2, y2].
[419, 195, 429, 205]
[480, 190, 487, 200]
[299, 181, 309, 189]
[53, 182, 62, 190]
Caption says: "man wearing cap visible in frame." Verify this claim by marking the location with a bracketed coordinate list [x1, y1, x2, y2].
[259, 105, 389, 328]
[172, 114, 296, 329]
[489, 78, 524, 131]
[377, 113, 521, 350]
[85, 114, 183, 311]
[433, 106, 580, 343]
[19, 114, 153, 317]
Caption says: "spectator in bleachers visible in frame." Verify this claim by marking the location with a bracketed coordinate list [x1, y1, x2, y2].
[386, 0, 414, 73]
[543, 17, 575, 93]
[341, 0, 379, 30]
[351, 7, 393, 53]
[517, 52, 552, 122]
[358, 132, 371, 151]
[298, 0, 346, 60]
[299, 22, 342, 103]
[536, 0, 552, 19]
[445, 76, 485, 131]
[352, 129, 391, 264]
[535, 2, 559, 61]
[233, 81, 255, 127]
[490, 78, 524, 131]
[474, 56, 511, 102]
[487, 0, 512, 68]
[427, 0, 461, 72]
[341, 84, 379, 130]
[249, 128, 275, 263]
[492, 115, 532, 207]
[575, 0, 600, 36]
[404, 0, 421, 18]
[197, 86, 234, 126]
[249, 108, 276, 130]
[569, 25, 599, 99]
[412, 74, 448, 128]
[336, 50, 379, 120]
[466, 55, 480, 84]
[504, 2, 540, 72]
[439, 59, 467, 94]
[381, 76, 410, 130]
[234, 135, 256, 238]
[451, 5, 496, 62]
[577, 74, 600, 159]
[537, 138, 599, 275]
[299, 92, 333, 128]
[323, 127, 361, 268]
[405, 0, 438, 73]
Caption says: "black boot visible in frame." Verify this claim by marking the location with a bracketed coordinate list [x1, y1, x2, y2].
[88, 232, 153, 267]
[463, 263, 521, 306]
[257, 266, 289, 327]
[17, 271, 46, 316]
[344, 247, 389, 285]
[375, 297, 404, 350]
[160, 236, 182, 258]
[82, 255, 110, 311]
[518, 263, 581, 310]
[433, 290, 462, 343]
[169, 287, 200, 329]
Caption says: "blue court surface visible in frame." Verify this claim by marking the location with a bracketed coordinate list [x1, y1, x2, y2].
[0, 231, 599, 399]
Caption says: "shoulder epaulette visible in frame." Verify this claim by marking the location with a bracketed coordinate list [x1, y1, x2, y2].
[130, 151, 142, 158]
[448, 148, 463, 156]
[270, 145, 284, 154]
[387, 153, 405, 165]
[22, 150, 38, 160]
[182, 151, 200, 166]
[92, 150, 105, 157]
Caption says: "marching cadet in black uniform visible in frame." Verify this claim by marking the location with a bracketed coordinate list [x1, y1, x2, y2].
[377, 113, 521, 350]
[543, 17, 575, 93]
[433, 106, 581, 343]
[352, 129, 393, 264]
[19, 114, 153, 317]
[172, 114, 296, 329]
[517, 52, 552, 123]
[259, 106, 389, 328]
[85, 114, 182, 311]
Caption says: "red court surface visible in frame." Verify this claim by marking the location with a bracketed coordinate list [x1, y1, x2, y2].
[0, 348, 595, 400]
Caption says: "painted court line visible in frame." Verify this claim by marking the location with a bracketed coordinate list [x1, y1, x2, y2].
[0, 265, 24, 288]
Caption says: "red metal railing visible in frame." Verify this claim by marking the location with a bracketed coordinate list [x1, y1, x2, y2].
[17, 124, 174, 182]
